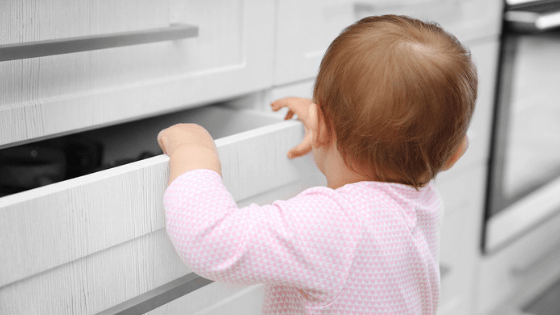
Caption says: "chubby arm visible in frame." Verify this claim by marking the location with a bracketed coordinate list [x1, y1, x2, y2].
[157, 123, 221, 184]
[164, 170, 359, 296]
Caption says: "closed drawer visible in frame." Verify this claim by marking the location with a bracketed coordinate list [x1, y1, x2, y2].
[435, 159, 487, 220]
[0, 106, 325, 314]
[274, 0, 503, 84]
[436, 164, 486, 315]
[0, 0, 274, 148]
[476, 211, 560, 315]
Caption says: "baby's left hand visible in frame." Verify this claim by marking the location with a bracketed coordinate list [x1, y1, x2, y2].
[158, 124, 221, 183]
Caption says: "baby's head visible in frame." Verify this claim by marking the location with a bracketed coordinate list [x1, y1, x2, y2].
[314, 15, 477, 188]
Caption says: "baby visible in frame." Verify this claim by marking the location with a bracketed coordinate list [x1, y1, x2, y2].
[158, 14, 477, 315]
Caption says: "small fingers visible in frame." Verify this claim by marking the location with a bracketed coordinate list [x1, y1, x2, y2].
[284, 109, 295, 120]
[271, 97, 300, 111]
[287, 132, 313, 159]
[271, 97, 311, 115]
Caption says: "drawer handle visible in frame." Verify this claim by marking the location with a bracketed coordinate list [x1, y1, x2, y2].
[95, 273, 212, 315]
[0, 23, 198, 62]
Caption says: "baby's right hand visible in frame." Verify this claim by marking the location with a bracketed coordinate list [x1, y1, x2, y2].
[271, 97, 314, 159]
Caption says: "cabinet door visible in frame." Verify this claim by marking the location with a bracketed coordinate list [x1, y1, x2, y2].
[274, 0, 357, 85]
[274, 0, 503, 85]
[0, 106, 325, 315]
[0, 0, 274, 148]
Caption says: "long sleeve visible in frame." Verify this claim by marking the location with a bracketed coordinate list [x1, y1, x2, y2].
[163, 169, 360, 303]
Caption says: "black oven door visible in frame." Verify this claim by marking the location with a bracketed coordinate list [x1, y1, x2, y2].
[484, 0, 560, 253]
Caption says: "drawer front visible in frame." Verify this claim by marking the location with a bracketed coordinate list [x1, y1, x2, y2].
[0, 0, 275, 148]
[436, 154, 488, 220]
[0, 107, 325, 314]
[436, 165, 486, 315]
[274, 0, 503, 84]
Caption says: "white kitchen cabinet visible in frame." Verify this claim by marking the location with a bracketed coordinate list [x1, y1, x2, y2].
[274, 0, 503, 85]
[435, 164, 487, 315]
[0, 106, 325, 315]
[0, 0, 275, 148]
[0, 1, 504, 314]
[273, 0, 357, 85]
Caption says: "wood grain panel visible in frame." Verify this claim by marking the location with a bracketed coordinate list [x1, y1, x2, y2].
[436, 165, 487, 315]
[0, 229, 188, 315]
[0, 163, 322, 315]
[0, 163, 324, 314]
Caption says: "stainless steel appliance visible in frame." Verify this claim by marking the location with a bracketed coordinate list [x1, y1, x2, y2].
[485, 0, 560, 253]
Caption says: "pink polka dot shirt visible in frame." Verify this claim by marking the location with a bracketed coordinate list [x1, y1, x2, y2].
[164, 169, 443, 314]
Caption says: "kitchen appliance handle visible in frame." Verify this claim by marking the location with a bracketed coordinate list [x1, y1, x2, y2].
[505, 8, 560, 32]
[0, 23, 198, 62]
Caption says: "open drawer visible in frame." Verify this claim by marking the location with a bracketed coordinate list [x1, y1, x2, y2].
[0, 106, 325, 315]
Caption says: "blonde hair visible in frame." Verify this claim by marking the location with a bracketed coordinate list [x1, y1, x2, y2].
[314, 15, 477, 188]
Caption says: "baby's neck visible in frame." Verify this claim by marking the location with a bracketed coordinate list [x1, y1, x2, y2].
[323, 149, 370, 190]
[326, 173, 369, 190]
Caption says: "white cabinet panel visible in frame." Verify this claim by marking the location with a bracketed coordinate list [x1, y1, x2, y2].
[0, 0, 275, 148]
[274, 0, 503, 85]
[436, 165, 487, 315]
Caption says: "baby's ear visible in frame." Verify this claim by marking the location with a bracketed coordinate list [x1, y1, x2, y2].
[308, 103, 331, 148]
[442, 136, 469, 171]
